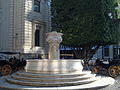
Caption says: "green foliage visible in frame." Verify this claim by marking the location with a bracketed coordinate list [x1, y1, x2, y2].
[116, 0, 120, 18]
[52, 0, 120, 47]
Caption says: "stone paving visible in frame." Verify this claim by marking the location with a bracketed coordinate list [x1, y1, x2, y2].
[99, 75, 120, 90]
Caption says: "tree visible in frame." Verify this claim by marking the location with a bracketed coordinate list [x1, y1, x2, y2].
[51, 0, 120, 60]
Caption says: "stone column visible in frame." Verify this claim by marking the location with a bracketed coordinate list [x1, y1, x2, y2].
[46, 31, 63, 60]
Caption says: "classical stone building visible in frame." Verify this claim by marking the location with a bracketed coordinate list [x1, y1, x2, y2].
[0, 0, 51, 58]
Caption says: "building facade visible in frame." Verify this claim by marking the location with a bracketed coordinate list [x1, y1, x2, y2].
[93, 45, 120, 60]
[0, 0, 51, 58]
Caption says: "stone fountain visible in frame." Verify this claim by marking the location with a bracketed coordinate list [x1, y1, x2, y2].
[0, 31, 115, 90]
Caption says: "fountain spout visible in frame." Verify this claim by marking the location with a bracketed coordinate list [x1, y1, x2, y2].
[46, 31, 63, 60]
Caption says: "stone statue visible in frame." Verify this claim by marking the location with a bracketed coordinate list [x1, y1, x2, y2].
[46, 31, 63, 60]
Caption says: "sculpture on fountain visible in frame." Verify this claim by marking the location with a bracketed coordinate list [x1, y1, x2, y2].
[46, 31, 63, 60]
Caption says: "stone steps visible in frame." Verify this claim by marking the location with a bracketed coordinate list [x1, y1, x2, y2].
[0, 76, 115, 90]
[15, 70, 91, 78]
[11, 73, 96, 82]
[25, 69, 78, 74]
[6, 76, 98, 87]
[4, 70, 99, 87]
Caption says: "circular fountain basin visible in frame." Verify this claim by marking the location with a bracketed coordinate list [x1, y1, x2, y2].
[24, 59, 83, 73]
[0, 59, 115, 90]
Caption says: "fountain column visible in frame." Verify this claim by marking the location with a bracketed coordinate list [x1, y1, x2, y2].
[46, 31, 63, 60]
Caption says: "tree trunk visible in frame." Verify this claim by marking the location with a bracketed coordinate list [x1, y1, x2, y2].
[73, 45, 100, 60]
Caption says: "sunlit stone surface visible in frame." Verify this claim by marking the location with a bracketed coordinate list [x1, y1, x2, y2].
[25, 59, 83, 73]
[46, 31, 63, 60]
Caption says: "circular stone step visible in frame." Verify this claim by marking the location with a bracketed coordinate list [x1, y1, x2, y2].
[15, 70, 92, 78]
[0, 76, 115, 90]
[6, 76, 98, 87]
[11, 73, 96, 82]
[25, 69, 78, 74]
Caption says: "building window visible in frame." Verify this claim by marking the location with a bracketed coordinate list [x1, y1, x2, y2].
[35, 25, 41, 46]
[104, 46, 109, 57]
[34, 0, 40, 12]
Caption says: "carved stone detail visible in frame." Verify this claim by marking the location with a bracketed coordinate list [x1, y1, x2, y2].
[46, 31, 63, 60]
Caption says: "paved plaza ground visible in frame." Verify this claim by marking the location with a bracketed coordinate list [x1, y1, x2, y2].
[99, 75, 120, 90]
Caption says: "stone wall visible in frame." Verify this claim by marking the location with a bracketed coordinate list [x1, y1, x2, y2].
[0, 0, 11, 51]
